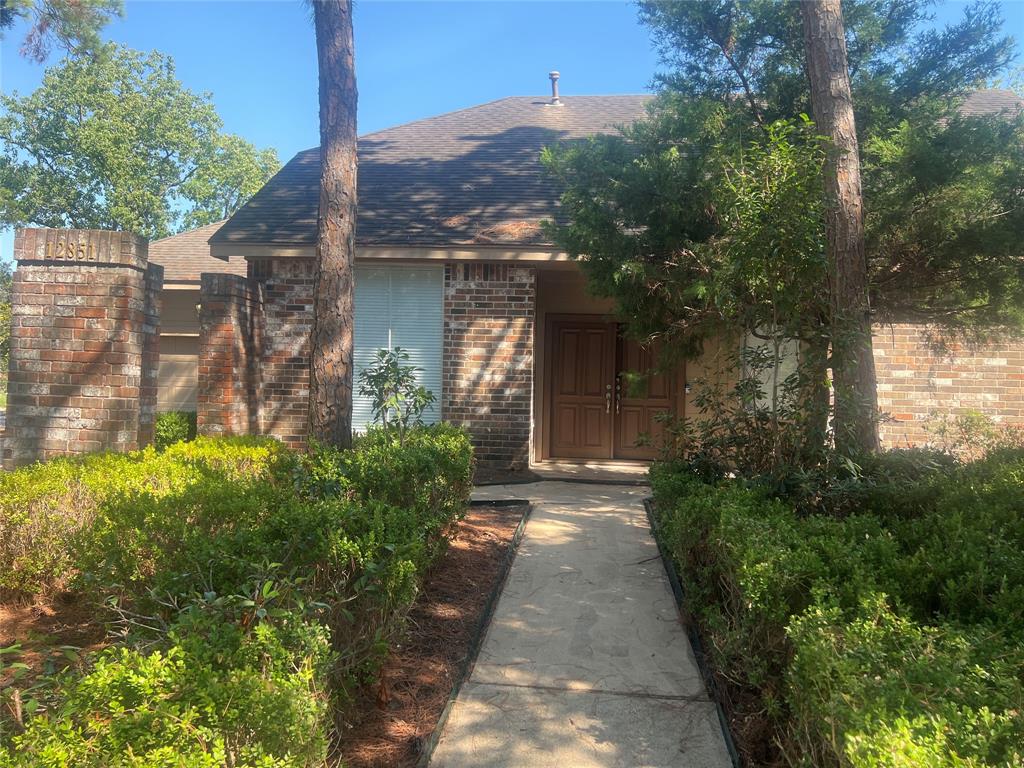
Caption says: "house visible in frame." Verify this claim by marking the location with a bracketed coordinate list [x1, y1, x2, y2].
[147, 86, 1024, 467]
[149, 221, 238, 412]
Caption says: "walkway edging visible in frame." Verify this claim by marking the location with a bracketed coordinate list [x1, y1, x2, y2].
[417, 500, 533, 768]
[643, 496, 743, 768]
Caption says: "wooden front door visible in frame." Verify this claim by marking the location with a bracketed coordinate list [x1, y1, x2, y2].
[614, 337, 674, 460]
[548, 320, 677, 461]
[549, 320, 617, 459]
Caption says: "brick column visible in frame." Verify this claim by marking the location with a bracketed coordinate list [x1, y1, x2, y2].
[138, 262, 163, 447]
[443, 263, 535, 468]
[197, 259, 312, 448]
[2, 229, 162, 469]
[250, 258, 314, 448]
[197, 274, 262, 436]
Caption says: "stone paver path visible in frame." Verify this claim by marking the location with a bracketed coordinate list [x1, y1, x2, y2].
[430, 481, 732, 768]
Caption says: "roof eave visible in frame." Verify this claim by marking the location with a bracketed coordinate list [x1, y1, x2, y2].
[209, 241, 568, 263]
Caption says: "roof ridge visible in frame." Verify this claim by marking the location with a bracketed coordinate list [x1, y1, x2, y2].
[284, 95, 657, 157]
[356, 93, 655, 140]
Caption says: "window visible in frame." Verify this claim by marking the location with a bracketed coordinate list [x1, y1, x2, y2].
[353, 265, 444, 430]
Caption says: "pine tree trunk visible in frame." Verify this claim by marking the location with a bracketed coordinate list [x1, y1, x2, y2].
[309, 0, 357, 448]
[800, 0, 880, 454]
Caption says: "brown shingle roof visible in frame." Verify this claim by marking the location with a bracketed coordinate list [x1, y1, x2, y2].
[210, 88, 1023, 250]
[211, 95, 654, 248]
[149, 221, 245, 283]
[958, 89, 1023, 117]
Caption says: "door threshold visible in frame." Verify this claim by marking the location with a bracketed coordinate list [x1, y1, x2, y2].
[533, 458, 651, 468]
[529, 459, 651, 484]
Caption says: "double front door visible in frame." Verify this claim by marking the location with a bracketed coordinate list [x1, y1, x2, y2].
[548, 319, 676, 461]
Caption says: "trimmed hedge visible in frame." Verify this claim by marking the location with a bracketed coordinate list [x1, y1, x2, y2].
[1, 424, 474, 766]
[650, 451, 1024, 768]
[0, 436, 290, 599]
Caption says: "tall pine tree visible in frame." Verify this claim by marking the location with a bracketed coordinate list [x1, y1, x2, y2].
[309, 0, 358, 448]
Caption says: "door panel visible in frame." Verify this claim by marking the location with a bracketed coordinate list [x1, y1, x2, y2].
[549, 322, 616, 459]
[614, 337, 675, 460]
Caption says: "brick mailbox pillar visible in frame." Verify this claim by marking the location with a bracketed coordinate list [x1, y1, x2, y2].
[1, 229, 163, 469]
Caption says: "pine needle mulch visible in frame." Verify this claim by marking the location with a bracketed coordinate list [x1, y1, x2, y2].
[335, 502, 528, 768]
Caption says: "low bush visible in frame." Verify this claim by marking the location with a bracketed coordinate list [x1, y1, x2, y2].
[153, 409, 198, 450]
[0, 437, 290, 599]
[1, 425, 474, 766]
[14, 615, 333, 767]
[650, 451, 1024, 768]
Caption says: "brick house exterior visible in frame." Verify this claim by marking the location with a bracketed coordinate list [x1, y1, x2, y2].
[194, 95, 661, 467]
[442, 264, 535, 467]
[9, 91, 1009, 468]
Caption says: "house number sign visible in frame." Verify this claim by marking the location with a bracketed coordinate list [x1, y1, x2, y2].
[44, 240, 98, 261]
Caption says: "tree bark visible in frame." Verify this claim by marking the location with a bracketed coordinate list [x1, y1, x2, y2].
[309, 0, 357, 448]
[800, 0, 880, 454]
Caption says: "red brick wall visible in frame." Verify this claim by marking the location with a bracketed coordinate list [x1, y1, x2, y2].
[2, 229, 162, 468]
[195, 258, 317, 449]
[252, 258, 313, 448]
[197, 274, 262, 437]
[874, 323, 1024, 447]
[199, 258, 538, 465]
[443, 263, 535, 467]
[185, 263, 1022, 462]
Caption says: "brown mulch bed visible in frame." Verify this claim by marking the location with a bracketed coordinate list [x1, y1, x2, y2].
[0, 595, 106, 725]
[0, 596, 105, 668]
[335, 502, 529, 768]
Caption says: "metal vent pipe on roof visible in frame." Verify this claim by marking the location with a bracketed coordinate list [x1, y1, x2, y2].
[549, 71, 561, 105]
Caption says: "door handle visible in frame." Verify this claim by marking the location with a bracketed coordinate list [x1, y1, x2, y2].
[606, 384, 612, 413]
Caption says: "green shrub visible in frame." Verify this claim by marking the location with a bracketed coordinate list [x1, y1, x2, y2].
[357, 347, 437, 443]
[154, 410, 198, 450]
[650, 452, 1024, 767]
[0, 437, 290, 599]
[11, 613, 333, 767]
[299, 423, 474, 550]
[788, 596, 1024, 768]
[1, 426, 475, 764]
[293, 424, 474, 698]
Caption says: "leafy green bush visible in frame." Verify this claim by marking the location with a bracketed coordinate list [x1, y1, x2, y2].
[1, 426, 475, 765]
[788, 597, 1023, 768]
[650, 451, 1024, 767]
[0, 437, 290, 599]
[13, 614, 332, 767]
[153, 409, 198, 450]
[357, 347, 437, 443]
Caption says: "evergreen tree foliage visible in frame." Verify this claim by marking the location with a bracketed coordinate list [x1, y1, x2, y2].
[545, 0, 1024, 350]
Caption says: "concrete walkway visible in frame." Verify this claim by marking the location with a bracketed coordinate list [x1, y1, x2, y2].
[430, 481, 732, 768]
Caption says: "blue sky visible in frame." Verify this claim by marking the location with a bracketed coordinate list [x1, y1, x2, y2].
[2, 0, 1023, 265]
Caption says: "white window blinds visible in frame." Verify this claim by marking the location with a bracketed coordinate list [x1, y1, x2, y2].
[352, 264, 444, 430]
